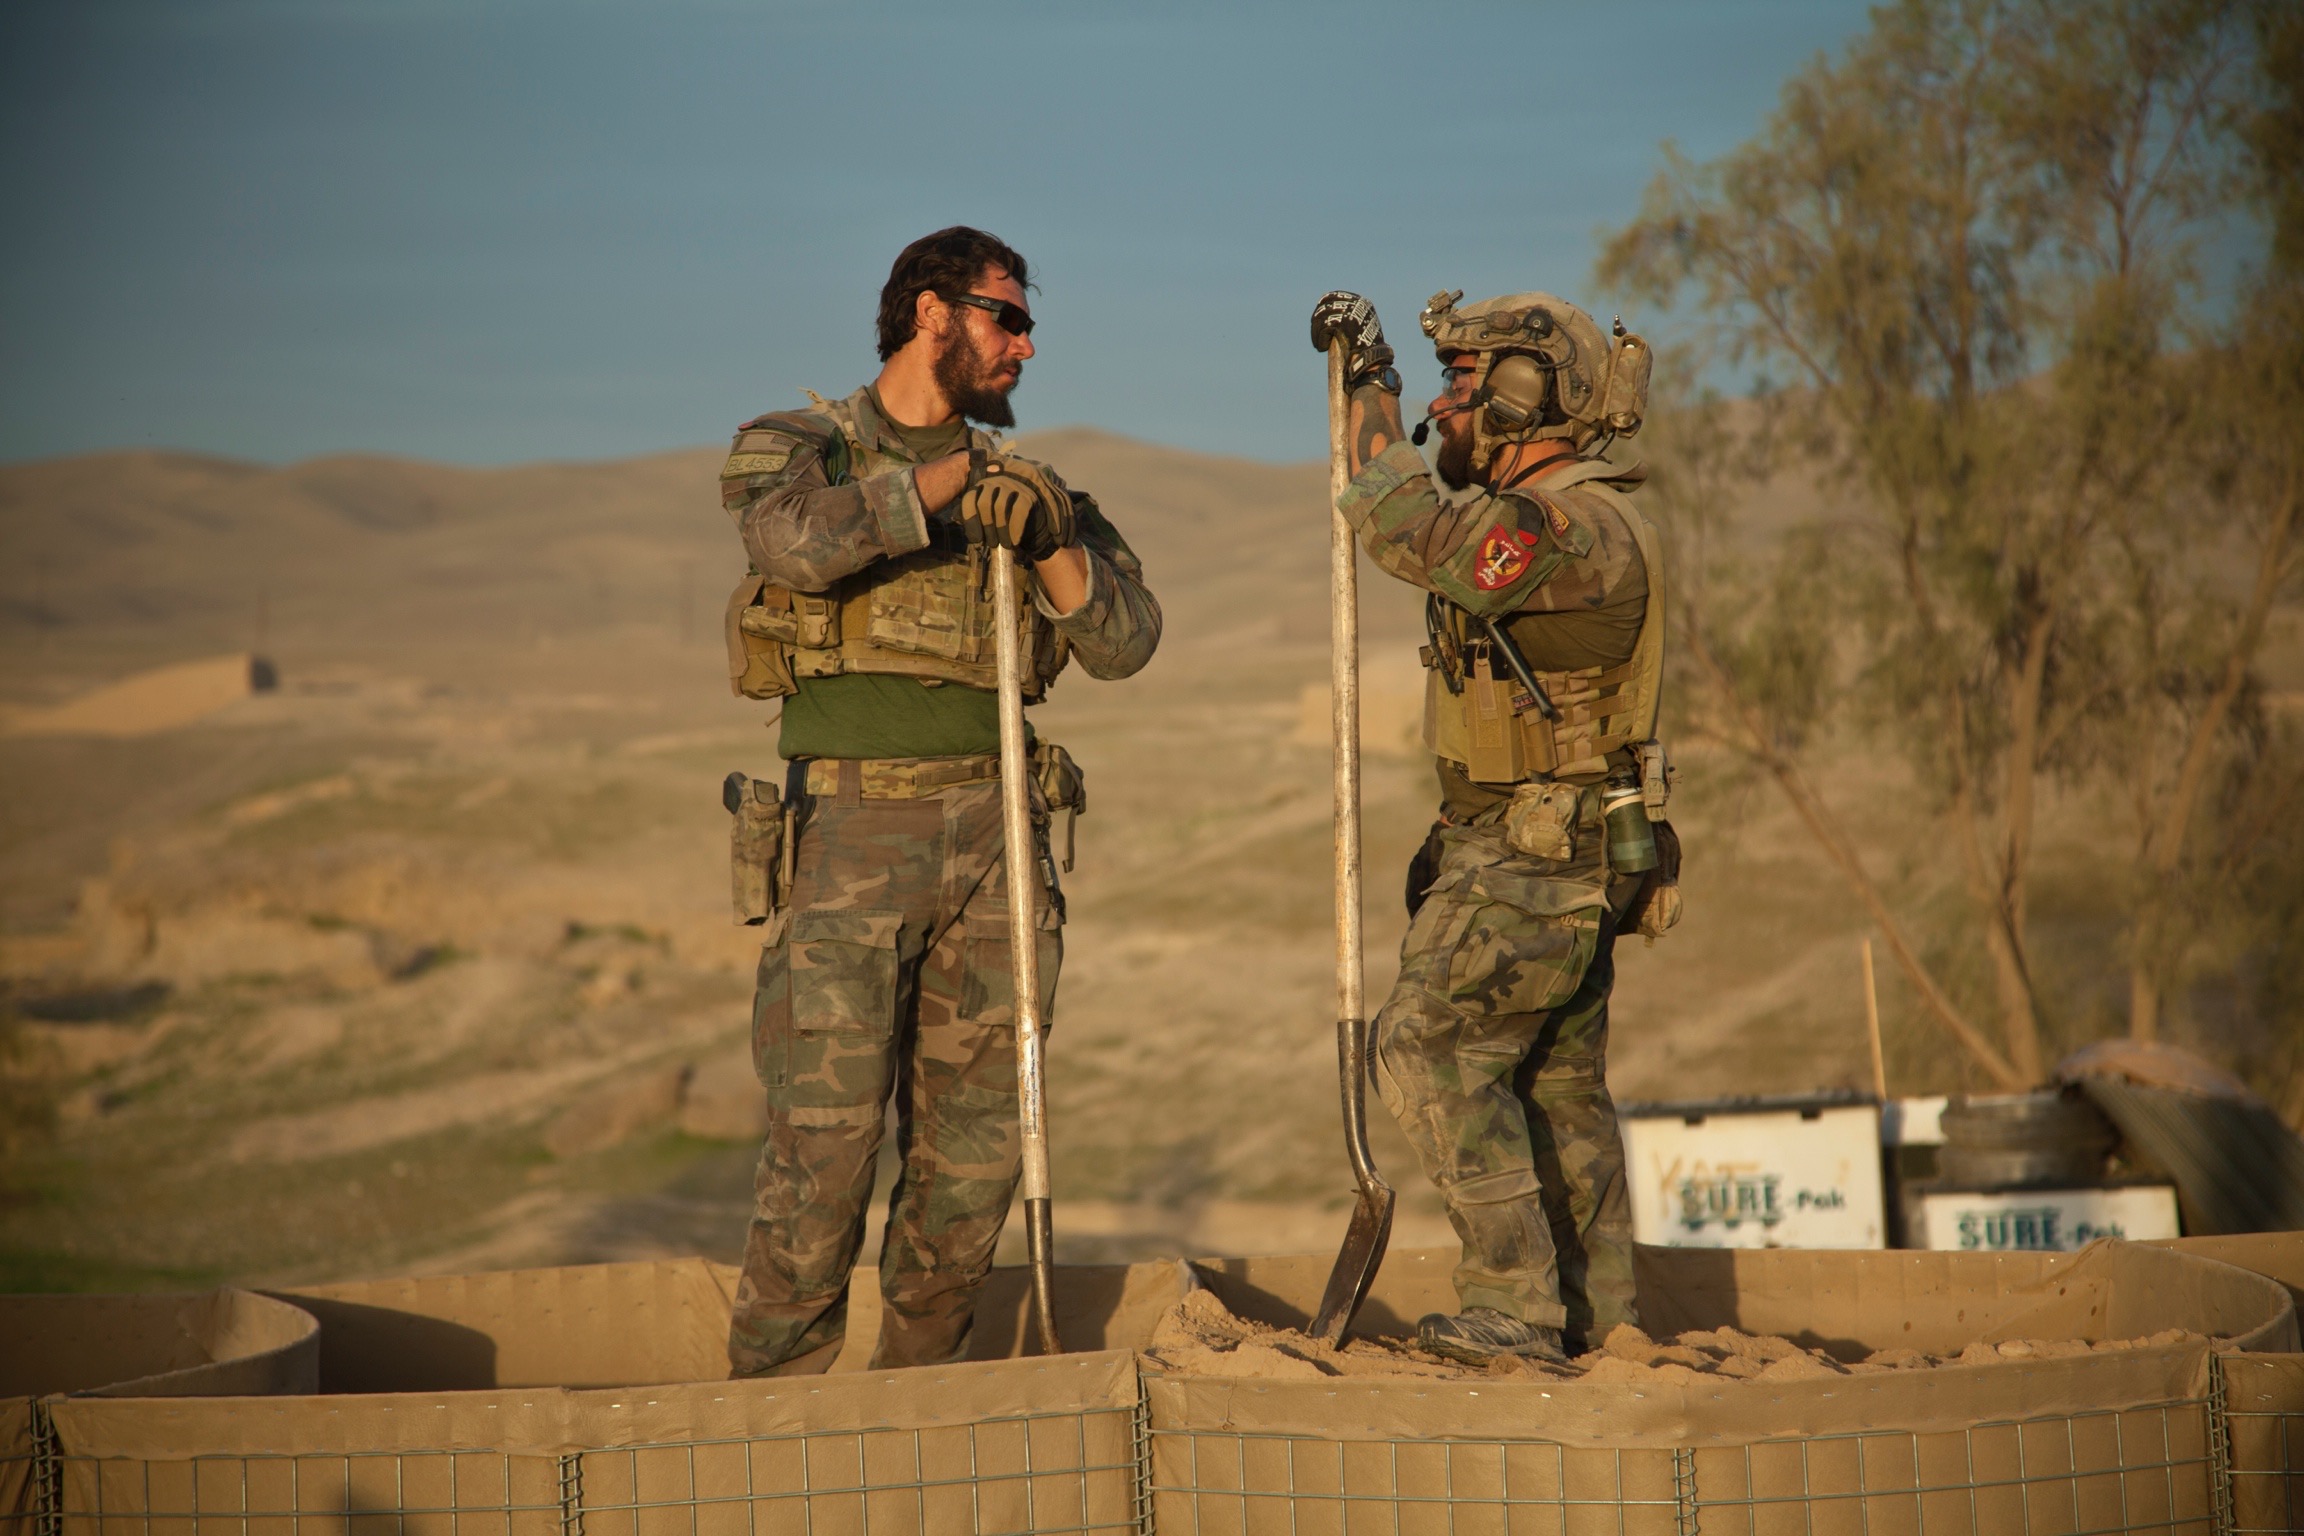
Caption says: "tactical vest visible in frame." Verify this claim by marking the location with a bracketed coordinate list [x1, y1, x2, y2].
[1422, 460, 1667, 786]
[725, 390, 1070, 704]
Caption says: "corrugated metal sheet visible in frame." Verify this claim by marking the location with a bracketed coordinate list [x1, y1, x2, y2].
[2081, 1079, 2304, 1235]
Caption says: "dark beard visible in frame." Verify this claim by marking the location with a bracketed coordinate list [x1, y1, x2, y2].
[933, 323, 1018, 428]
[1434, 424, 1476, 490]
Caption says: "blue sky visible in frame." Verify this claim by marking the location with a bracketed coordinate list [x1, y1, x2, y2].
[0, 1, 1879, 466]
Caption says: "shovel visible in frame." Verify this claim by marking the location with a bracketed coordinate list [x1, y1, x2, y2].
[1308, 338, 1396, 1347]
[992, 543, 1060, 1356]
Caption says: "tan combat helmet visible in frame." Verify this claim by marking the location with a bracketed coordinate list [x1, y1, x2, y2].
[1418, 290, 1652, 470]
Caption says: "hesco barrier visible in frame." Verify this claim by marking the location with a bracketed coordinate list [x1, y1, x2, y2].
[1160, 1241, 2298, 1535]
[2, 1237, 2298, 1536]
[0, 1259, 1188, 1536]
[2156, 1235, 2304, 1535]
[1, 1290, 319, 1400]
[33, 1353, 1145, 1536]
[2, 1288, 321, 1536]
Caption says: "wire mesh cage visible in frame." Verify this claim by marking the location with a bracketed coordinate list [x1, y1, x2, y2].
[2222, 1355, 2304, 1536]
[572, 1406, 1143, 1536]
[37, 1406, 1142, 1536]
[1146, 1398, 2222, 1536]
[54, 1448, 567, 1536]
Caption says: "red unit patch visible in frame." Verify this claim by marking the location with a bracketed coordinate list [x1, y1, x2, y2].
[1473, 524, 1532, 591]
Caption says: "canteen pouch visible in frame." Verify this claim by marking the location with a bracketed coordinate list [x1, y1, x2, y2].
[1030, 739, 1087, 872]
[724, 771, 785, 925]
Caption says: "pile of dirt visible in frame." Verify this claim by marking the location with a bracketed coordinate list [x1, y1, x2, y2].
[1141, 1287, 2205, 1383]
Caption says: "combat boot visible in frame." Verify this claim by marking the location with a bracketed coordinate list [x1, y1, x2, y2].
[1415, 1307, 1567, 1366]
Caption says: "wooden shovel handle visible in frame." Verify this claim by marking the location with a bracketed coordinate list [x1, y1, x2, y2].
[1329, 342, 1364, 1031]
[992, 546, 1059, 1356]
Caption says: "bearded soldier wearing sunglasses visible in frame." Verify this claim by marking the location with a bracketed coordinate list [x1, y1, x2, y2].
[718, 227, 1160, 1377]
[1308, 288, 1681, 1367]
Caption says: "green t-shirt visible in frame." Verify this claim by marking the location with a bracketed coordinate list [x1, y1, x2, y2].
[780, 673, 1000, 760]
[777, 397, 1003, 761]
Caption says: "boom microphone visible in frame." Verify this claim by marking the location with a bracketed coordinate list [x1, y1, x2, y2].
[1410, 397, 1478, 447]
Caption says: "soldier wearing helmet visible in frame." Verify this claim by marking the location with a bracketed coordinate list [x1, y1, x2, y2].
[1309, 288, 1680, 1366]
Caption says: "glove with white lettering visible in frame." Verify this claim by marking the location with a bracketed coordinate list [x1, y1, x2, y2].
[1309, 290, 1396, 389]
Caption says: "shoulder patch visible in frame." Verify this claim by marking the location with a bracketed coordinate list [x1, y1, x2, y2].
[1473, 524, 1533, 591]
[1514, 487, 1594, 557]
[723, 448, 793, 478]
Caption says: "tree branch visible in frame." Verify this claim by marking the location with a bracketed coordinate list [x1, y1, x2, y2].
[1682, 609, 2025, 1089]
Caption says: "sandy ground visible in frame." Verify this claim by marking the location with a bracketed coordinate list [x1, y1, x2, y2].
[0, 428, 2288, 1291]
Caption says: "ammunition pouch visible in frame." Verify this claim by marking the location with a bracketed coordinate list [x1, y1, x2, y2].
[727, 550, 1067, 703]
[723, 771, 789, 926]
[726, 573, 798, 700]
[1426, 651, 1659, 783]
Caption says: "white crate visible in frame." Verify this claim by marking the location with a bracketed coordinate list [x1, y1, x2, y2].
[1621, 1099, 1886, 1250]
[1915, 1185, 2180, 1252]
[1880, 1095, 1948, 1145]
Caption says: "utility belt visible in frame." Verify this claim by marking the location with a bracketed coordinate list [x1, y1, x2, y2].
[802, 753, 1000, 799]
[722, 743, 1087, 927]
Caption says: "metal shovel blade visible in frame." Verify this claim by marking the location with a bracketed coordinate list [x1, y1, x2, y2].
[1308, 1014, 1395, 1346]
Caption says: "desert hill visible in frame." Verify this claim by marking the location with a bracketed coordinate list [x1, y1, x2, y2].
[0, 427, 1971, 1290]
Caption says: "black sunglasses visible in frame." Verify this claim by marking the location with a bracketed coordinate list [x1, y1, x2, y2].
[944, 292, 1036, 336]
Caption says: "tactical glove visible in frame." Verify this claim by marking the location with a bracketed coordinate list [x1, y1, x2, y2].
[1309, 290, 1396, 389]
[955, 456, 1076, 563]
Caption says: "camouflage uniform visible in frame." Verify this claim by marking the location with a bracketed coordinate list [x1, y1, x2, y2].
[1339, 440, 1653, 1348]
[720, 388, 1159, 1376]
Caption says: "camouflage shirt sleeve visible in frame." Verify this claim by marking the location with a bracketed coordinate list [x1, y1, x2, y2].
[1336, 440, 1610, 618]
[1036, 492, 1161, 679]
[719, 412, 931, 592]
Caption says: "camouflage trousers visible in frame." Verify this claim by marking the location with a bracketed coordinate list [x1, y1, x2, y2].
[729, 764, 1060, 1378]
[1373, 808, 1638, 1348]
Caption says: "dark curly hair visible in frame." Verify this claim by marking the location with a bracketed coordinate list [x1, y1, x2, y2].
[875, 227, 1033, 361]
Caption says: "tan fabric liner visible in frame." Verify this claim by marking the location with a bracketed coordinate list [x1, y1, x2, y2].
[0, 1289, 318, 1399]
[47, 1350, 1142, 1460]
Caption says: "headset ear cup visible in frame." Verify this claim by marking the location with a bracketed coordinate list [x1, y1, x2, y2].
[1483, 354, 1550, 431]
